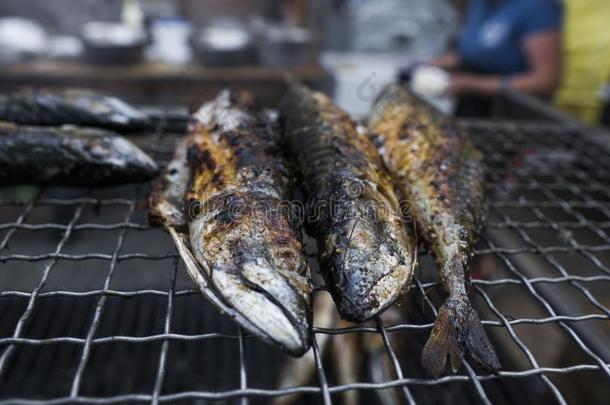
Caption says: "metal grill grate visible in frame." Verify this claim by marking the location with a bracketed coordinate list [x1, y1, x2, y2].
[0, 114, 609, 405]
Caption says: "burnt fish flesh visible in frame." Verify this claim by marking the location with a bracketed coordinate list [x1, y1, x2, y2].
[150, 90, 312, 355]
[369, 84, 500, 375]
[0, 88, 151, 132]
[280, 83, 416, 323]
[0, 122, 158, 186]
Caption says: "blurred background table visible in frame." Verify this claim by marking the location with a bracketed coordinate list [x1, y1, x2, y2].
[0, 60, 332, 107]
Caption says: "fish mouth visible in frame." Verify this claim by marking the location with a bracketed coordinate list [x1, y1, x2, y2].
[211, 265, 311, 356]
[331, 257, 414, 323]
[170, 225, 311, 356]
[326, 230, 415, 322]
[109, 137, 158, 173]
[333, 271, 408, 323]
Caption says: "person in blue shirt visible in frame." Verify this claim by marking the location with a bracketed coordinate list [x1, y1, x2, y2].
[430, 0, 563, 98]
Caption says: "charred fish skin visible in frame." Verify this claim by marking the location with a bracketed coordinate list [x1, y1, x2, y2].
[178, 90, 312, 355]
[148, 138, 275, 354]
[369, 84, 500, 376]
[0, 121, 158, 186]
[280, 83, 416, 323]
[0, 88, 151, 132]
[149, 133, 310, 356]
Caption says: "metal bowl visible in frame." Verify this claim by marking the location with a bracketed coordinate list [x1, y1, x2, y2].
[80, 21, 147, 64]
[191, 23, 257, 67]
[258, 25, 317, 67]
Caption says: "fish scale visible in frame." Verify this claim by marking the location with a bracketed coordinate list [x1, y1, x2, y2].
[0, 122, 158, 186]
[369, 84, 500, 376]
[280, 83, 416, 323]
[150, 90, 313, 356]
[0, 88, 151, 132]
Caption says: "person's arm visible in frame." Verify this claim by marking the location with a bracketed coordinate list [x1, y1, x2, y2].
[429, 50, 462, 71]
[449, 30, 562, 96]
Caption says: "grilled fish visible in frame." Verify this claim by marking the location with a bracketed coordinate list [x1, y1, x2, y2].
[369, 84, 500, 375]
[0, 88, 151, 132]
[0, 121, 157, 186]
[280, 83, 416, 323]
[150, 90, 312, 355]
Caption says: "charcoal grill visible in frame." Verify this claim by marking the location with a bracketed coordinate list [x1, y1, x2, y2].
[0, 104, 609, 405]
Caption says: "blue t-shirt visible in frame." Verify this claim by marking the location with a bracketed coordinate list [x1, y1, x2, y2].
[457, 0, 562, 74]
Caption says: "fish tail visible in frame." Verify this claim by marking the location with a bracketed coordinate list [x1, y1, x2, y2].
[421, 297, 500, 376]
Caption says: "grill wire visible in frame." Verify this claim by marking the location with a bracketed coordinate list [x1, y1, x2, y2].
[0, 113, 609, 405]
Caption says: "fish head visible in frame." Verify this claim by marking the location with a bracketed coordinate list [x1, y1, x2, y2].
[322, 190, 415, 323]
[326, 226, 413, 322]
[188, 191, 312, 355]
[64, 126, 159, 181]
[105, 136, 158, 174]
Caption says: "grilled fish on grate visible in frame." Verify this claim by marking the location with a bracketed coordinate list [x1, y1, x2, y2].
[150, 90, 312, 356]
[0, 88, 151, 132]
[280, 83, 416, 323]
[0, 121, 158, 186]
[369, 84, 500, 376]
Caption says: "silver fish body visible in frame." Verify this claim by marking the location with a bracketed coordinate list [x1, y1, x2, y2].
[0, 88, 151, 132]
[0, 121, 157, 186]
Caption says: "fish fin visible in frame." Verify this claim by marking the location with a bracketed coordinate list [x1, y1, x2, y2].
[462, 304, 501, 373]
[421, 299, 500, 376]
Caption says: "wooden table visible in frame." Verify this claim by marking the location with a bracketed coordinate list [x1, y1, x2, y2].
[0, 60, 332, 107]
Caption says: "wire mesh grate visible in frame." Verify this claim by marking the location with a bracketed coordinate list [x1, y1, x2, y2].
[0, 115, 608, 404]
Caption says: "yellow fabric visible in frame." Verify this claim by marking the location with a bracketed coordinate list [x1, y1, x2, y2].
[554, 0, 610, 123]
